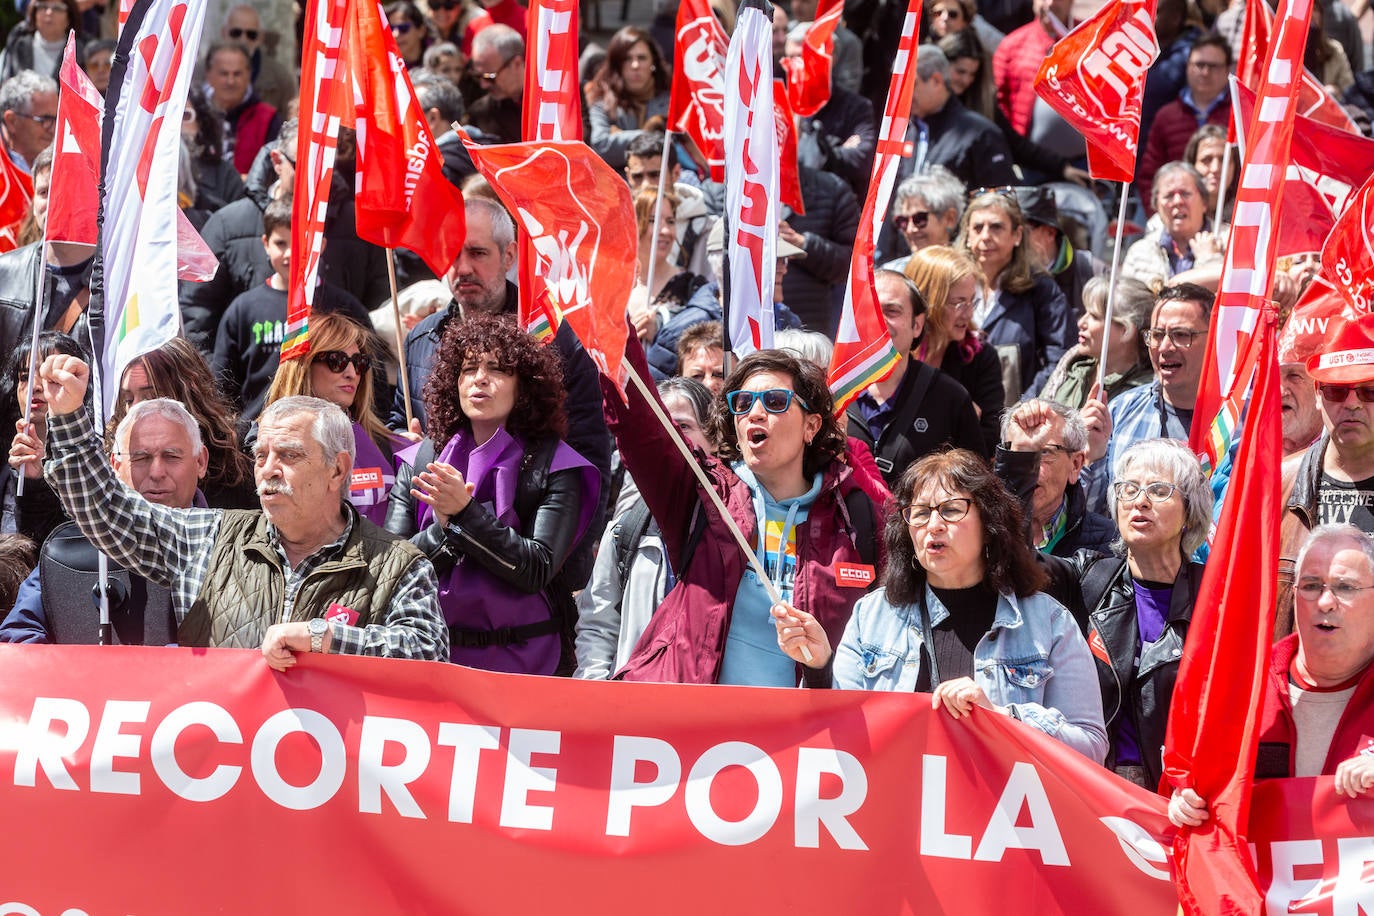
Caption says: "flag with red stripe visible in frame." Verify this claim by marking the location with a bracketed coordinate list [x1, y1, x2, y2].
[1237, 0, 1357, 134]
[825, 0, 922, 413]
[49, 34, 102, 246]
[667, 0, 728, 182]
[1033, 0, 1159, 182]
[779, 0, 842, 117]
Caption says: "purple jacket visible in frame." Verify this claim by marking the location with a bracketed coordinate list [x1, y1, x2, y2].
[603, 355, 878, 685]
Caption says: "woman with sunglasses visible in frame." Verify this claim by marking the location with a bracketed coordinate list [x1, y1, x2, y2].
[586, 27, 671, 171]
[1059, 438, 1210, 788]
[775, 449, 1107, 761]
[265, 313, 400, 526]
[386, 313, 599, 674]
[606, 342, 879, 685]
[0, 0, 83, 84]
[956, 189, 1072, 404]
[905, 245, 1004, 454]
[386, 0, 434, 70]
[427, 0, 491, 58]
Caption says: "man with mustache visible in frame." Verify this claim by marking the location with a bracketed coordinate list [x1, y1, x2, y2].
[35, 354, 447, 667]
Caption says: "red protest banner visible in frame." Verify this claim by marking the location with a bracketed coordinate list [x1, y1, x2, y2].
[0, 644, 1182, 914]
[1247, 777, 1374, 910]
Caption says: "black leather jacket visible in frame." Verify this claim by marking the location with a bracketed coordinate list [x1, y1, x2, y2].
[1067, 551, 1205, 787]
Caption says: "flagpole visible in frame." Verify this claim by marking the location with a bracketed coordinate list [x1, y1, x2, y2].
[384, 249, 414, 428]
[720, 214, 734, 375]
[642, 129, 674, 318]
[1096, 183, 1133, 394]
[624, 358, 809, 660]
[1212, 142, 1232, 234]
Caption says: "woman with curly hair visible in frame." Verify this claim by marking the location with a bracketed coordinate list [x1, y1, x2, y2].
[386, 313, 600, 674]
[265, 314, 402, 526]
[605, 344, 881, 685]
[109, 337, 256, 509]
[776, 449, 1108, 762]
[586, 26, 671, 170]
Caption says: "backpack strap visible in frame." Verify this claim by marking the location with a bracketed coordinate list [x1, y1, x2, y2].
[612, 499, 656, 598]
[843, 487, 878, 569]
[872, 361, 939, 476]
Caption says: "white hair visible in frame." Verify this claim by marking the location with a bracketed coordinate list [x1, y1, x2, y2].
[115, 398, 205, 457]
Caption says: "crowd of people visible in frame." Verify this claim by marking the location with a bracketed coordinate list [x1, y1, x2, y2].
[0, 0, 1371, 811]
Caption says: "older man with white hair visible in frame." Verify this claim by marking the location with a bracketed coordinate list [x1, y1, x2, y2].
[37, 354, 447, 667]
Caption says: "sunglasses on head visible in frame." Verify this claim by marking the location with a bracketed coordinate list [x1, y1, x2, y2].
[312, 350, 372, 374]
[1319, 383, 1374, 403]
[893, 211, 930, 233]
[725, 388, 810, 415]
[432, 0, 461, 9]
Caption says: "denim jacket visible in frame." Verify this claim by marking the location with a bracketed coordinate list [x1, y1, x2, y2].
[833, 586, 1109, 763]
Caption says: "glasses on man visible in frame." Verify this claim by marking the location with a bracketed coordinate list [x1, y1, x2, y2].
[1319, 383, 1374, 404]
[725, 388, 811, 415]
[17, 112, 56, 130]
[1188, 59, 1226, 72]
[1141, 327, 1203, 349]
[475, 56, 513, 82]
[1112, 480, 1178, 503]
[312, 350, 373, 374]
[226, 27, 259, 40]
[893, 211, 930, 233]
[901, 497, 972, 527]
[1036, 443, 1073, 461]
[1295, 580, 1374, 603]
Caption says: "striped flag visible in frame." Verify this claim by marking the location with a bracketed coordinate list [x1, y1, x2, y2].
[518, 0, 582, 341]
[284, 0, 352, 361]
[96, 0, 207, 420]
[667, 0, 728, 181]
[1189, 0, 1311, 477]
[722, 0, 778, 357]
[825, 0, 922, 414]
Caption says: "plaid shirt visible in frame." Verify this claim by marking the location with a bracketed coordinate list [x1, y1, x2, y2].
[45, 408, 447, 661]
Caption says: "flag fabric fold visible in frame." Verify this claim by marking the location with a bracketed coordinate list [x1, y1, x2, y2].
[722, 0, 779, 358]
[0, 140, 32, 253]
[779, 0, 841, 117]
[50, 34, 103, 246]
[1033, 0, 1159, 182]
[97, 0, 207, 420]
[773, 80, 804, 216]
[667, 0, 728, 182]
[1320, 167, 1374, 317]
[825, 0, 922, 414]
[350, 0, 465, 276]
[1236, 0, 1358, 133]
[458, 133, 634, 390]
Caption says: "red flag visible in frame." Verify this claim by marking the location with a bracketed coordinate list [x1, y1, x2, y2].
[350, 0, 465, 276]
[284, 0, 353, 360]
[826, 0, 921, 413]
[1232, 79, 1374, 258]
[1163, 309, 1280, 916]
[0, 145, 31, 253]
[1034, 0, 1159, 182]
[1321, 168, 1374, 316]
[1236, 0, 1358, 133]
[1278, 273, 1351, 366]
[668, 0, 728, 182]
[779, 0, 841, 117]
[49, 34, 102, 246]
[773, 79, 804, 216]
[458, 134, 634, 389]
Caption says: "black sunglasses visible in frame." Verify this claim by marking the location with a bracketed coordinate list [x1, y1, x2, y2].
[312, 350, 372, 374]
[226, 27, 259, 40]
[432, 0, 461, 8]
[893, 211, 930, 233]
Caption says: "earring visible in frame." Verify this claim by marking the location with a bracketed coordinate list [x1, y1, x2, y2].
[911, 555, 920, 570]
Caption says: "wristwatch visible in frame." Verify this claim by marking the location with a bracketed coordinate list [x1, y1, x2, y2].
[308, 617, 329, 653]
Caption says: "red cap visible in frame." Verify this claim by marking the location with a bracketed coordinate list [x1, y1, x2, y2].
[1306, 313, 1374, 384]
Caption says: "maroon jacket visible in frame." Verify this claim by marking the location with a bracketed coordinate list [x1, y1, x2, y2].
[1254, 634, 1374, 779]
[603, 349, 879, 685]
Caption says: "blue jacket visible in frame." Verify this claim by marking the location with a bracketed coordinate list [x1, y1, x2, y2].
[832, 586, 1109, 762]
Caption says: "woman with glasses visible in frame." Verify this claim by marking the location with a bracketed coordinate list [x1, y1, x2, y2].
[905, 245, 1004, 454]
[0, 0, 83, 84]
[956, 189, 1072, 404]
[386, 0, 434, 70]
[386, 313, 599, 674]
[265, 313, 400, 526]
[1121, 161, 1225, 292]
[586, 27, 671, 171]
[606, 344, 880, 685]
[775, 449, 1108, 761]
[1064, 438, 1210, 789]
[1040, 275, 1155, 409]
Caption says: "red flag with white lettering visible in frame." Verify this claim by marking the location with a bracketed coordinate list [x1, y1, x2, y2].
[1279, 273, 1352, 366]
[458, 134, 634, 389]
[284, 0, 353, 360]
[49, 34, 102, 246]
[350, 0, 465, 276]
[668, 0, 728, 182]
[1237, 0, 1358, 134]
[1033, 0, 1159, 182]
[1321, 168, 1374, 317]
[779, 0, 842, 117]
[774, 80, 804, 216]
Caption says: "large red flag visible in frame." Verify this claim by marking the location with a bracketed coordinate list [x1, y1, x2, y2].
[773, 79, 804, 216]
[49, 34, 102, 246]
[350, 0, 465, 276]
[1190, 0, 1311, 474]
[1033, 0, 1159, 182]
[779, 0, 842, 117]
[1278, 273, 1351, 366]
[1321, 168, 1374, 316]
[668, 0, 728, 182]
[1163, 308, 1280, 916]
[458, 134, 634, 389]
[1231, 79, 1374, 258]
[0, 146, 31, 253]
[284, 0, 353, 361]
[1236, 0, 1358, 133]
[826, 0, 920, 413]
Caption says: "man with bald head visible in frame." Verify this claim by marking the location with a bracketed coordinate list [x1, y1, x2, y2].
[219, 4, 292, 110]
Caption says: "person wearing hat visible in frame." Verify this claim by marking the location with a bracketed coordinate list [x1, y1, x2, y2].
[1280, 312, 1374, 634]
[1012, 184, 1098, 322]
